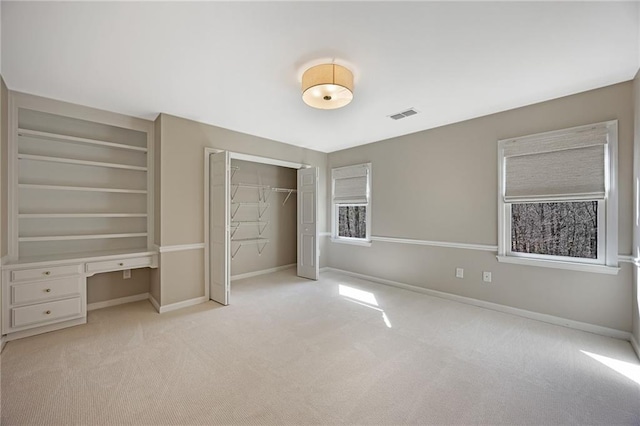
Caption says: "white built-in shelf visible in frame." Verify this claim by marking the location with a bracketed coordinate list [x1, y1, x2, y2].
[18, 128, 148, 152]
[19, 233, 148, 242]
[19, 213, 147, 218]
[19, 183, 147, 194]
[231, 221, 268, 226]
[18, 154, 147, 171]
[12, 105, 152, 262]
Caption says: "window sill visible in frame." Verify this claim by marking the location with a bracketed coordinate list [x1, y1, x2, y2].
[330, 237, 372, 247]
[496, 255, 620, 275]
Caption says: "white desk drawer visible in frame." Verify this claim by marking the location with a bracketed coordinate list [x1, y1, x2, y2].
[11, 264, 82, 282]
[12, 297, 83, 328]
[11, 277, 83, 305]
[85, 255, 154, 274]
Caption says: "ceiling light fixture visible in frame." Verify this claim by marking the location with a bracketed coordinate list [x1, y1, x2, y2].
[302, 64, 353, 110]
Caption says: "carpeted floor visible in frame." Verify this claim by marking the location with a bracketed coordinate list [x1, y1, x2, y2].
[1, 269, 639, 425]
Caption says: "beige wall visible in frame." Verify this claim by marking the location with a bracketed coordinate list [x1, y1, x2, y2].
[230, 159, 297, 276]
[327, 81, 634, 332]
[633, 70, 640, 347]
[87, 268, 150, 304]
[157, 113, 327, 306]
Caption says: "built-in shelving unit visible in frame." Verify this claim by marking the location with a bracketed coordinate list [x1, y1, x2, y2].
[11, 100, 153, 261]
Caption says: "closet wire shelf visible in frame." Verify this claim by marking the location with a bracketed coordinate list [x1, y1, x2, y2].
[230, 238, 269, 259]
[231, 183, 297, 205]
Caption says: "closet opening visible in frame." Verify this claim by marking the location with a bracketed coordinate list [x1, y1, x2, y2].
[204, 150, 318, 306]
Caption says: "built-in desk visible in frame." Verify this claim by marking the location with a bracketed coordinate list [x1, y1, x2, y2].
[1, 250, 158, 341]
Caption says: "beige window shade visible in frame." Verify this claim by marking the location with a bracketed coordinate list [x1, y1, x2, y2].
[502, 126, 609, 157]
[504, 144, 605, 202]
[333, 164, 369, 204]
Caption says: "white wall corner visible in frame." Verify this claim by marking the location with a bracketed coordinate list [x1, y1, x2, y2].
[148, 293, 161, 313]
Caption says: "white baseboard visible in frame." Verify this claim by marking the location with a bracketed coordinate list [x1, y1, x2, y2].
[231, 263, 296, 281]
[323, 267, 631, 341]
[319, 266, 330, 273]
[158, 296, 208, 314]
[631, 335, 640, 360]
[87, 293, 150, 311]
[4, 317, 87, 341]
[148, 294, 161, 313]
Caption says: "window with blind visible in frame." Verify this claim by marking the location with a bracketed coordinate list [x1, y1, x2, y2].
[331, 163, 371, 245]
[497, 121, 618, 273]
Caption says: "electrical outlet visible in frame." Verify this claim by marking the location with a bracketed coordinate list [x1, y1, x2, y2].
[482, 271, 492, 283]
[455, 268, 464, 279]
[123, 269, 131, 279]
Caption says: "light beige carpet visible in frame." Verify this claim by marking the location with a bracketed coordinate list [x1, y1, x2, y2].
[1, 269, 639, 425]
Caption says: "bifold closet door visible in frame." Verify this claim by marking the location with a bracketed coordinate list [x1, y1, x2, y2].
[297, 167, 319, 280]
[210, 151, 230, 305]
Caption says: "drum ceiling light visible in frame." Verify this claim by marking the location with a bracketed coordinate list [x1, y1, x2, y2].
[302, 64, 354, 110]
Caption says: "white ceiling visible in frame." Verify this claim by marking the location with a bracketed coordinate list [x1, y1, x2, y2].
[2, 1, 638, 153]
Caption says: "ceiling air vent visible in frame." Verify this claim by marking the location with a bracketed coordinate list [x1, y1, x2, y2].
[389, 108, 419, 120]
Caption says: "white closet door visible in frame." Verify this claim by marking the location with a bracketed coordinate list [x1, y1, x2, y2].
[297, 167, 319, 280]
[210, 151, 230, 305]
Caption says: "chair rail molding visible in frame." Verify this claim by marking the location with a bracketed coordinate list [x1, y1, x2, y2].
[366, 236, 635, 263]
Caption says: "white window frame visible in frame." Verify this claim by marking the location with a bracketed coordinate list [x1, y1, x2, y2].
[497, 121, 619, 275]
[331, 163, 372, 247]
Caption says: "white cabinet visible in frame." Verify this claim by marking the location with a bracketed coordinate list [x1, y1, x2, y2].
[2, 252, 158, 340]
[12, 297, 84, 329]
[2, 262, 86, 336]
[11, 276, 84, 305]
[11, 264, 83, 282]
[1, 92, 158, 341]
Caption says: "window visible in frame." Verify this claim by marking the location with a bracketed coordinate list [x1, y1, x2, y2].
[332, 163, 371, 245]
[497, 121, 618, 274]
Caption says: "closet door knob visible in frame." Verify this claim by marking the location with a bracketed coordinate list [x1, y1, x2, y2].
[43, 271, 51, 276]
[45, 288, 51, 293]
[118, 262, 124, 266]
[45, 310, 51, 315]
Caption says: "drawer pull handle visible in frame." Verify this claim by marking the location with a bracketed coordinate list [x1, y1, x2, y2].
[118, 263, 124, 266]
[45, 310, 51, 315]
[43, 271, 51, 276]
[45, 288, 51, 293]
